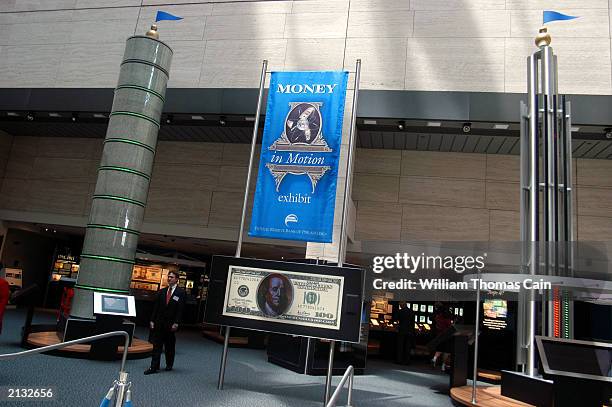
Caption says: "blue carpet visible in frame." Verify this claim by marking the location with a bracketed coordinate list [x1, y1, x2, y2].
[0, 308, 455, 407]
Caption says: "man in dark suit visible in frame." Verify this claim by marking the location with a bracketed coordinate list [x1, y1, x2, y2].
[395, 301, 415, 365]
[144, 271, 185, 375]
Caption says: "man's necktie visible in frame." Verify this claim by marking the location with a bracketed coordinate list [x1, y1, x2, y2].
[166, 287, 172, 304]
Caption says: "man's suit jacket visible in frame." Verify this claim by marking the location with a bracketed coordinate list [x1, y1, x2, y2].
[150, 285, 186, 330]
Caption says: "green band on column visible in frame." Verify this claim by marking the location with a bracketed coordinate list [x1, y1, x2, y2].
[92, 194, 146, 208]
[121, 59, 170, 78]
[98, 166, 151, 181]
[81, 254, 135, 265]
[104, 138, 156, 154]
[87, 224, 140, 236]
[115, 84, 165, 102]
[109, 111, 160, 128]
[75, 284, 130, 294]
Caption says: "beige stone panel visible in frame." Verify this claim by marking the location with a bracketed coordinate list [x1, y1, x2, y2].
[347, 11, 414, 38]
[284, 13, 348, 39]
[12, 0, 76, 12]
[401, 151, 486, 179]
[0, 132, 13, 157]
[37, 137, 97, 159]
[0, 28, 8, 45]
[150, 163, 219, 190]
[212, 1, 292, 15]
[506, 0, 607, 9]
[577, 215, 612, 241]
[355, 201, 402, 241]
[142, 0, 202, 4]
[284, 39, 345, 70]
[292, 0, 349, 14]
[352, 174, 399, 203]
[401, 204, 490, 241]
[350, 0, 411, 12]
[4, 137, 37, 179]
[31, 157, 94, 182]
[405, 37, 505, 92]
[71, 7, 141, 22]
[68, 19, 136, 44]
[577, 187, 612, 217]
[0, 45, 63, 87]
[305, 242, 324, 259]
[145, 188, 212, 225]
[167, 41, 206, 88]
[56, 43, 124, 87]
[215, 165, 257, 192]
[505, 37, 612, 95]
[222, 143, 261, 166]
[204, 13, 285, 40]
[486, 181, 520, 211]
[490, 210, 520, 241]
[208, 191, 253, 228]
[344, 37, 407, 89]
[399, 176, 486, 208]
[576, 158, 612, 187]
[511, 9, 609, 38]
[414, 10, 510, 37]
[411, 0, 505, 9]
[199, 39, 286, 88]
[0, 1, 16, 12]
[486, 154, 520, 182]
[155, 141, 224, 165]
[0, 9, 73, 23]
[355, 149, 402, 175]
[27, 180, 89, 215]
[0, 178, 30, 210]
[76, 0, 140, 7]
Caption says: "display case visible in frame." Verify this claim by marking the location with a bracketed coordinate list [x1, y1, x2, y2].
[50, 253, 79, 282]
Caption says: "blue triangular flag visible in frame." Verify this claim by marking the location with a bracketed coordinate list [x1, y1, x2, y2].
[543, 10, 578, 24]
[155, 11, 183, 22]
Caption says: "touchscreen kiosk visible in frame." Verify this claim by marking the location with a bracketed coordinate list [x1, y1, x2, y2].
[93, 292, 136, 317]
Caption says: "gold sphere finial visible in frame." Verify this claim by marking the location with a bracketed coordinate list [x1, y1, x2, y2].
[146, 24, 159, 39]
[535, 26, 551, 47]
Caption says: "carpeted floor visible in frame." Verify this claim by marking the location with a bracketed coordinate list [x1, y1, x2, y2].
[0, 308, 456, 407]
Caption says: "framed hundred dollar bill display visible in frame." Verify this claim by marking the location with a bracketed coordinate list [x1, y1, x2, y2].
[204, 256, 364, 343]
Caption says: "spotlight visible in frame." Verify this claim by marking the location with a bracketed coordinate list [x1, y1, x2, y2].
[462, 122, 472, 133]
[26, 113, 34, 121]
[71, 113, 78, 122]
[165, 114, 173, 125]
[605, 128, 612, 139]
[219, 116, 226, 126]
[397, 120, 405, 131]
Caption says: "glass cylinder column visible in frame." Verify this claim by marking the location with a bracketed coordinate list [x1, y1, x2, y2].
[70, 26, 172, 319]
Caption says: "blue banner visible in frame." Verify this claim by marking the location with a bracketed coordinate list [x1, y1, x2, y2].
[249, 71, 349, 243]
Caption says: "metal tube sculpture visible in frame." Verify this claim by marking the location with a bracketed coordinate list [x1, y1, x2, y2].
[71, 25, 172, 319]
[518, 26, 573, 376]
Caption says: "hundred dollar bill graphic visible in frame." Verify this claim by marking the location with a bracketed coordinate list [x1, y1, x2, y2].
[223, 265, 344, 330]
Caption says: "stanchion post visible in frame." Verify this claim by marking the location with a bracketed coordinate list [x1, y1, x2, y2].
[324, 340, 336, 404]
[471, 271, 481, 405]
[324, 59, 361, 406]
[217, 59, 268, 391]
